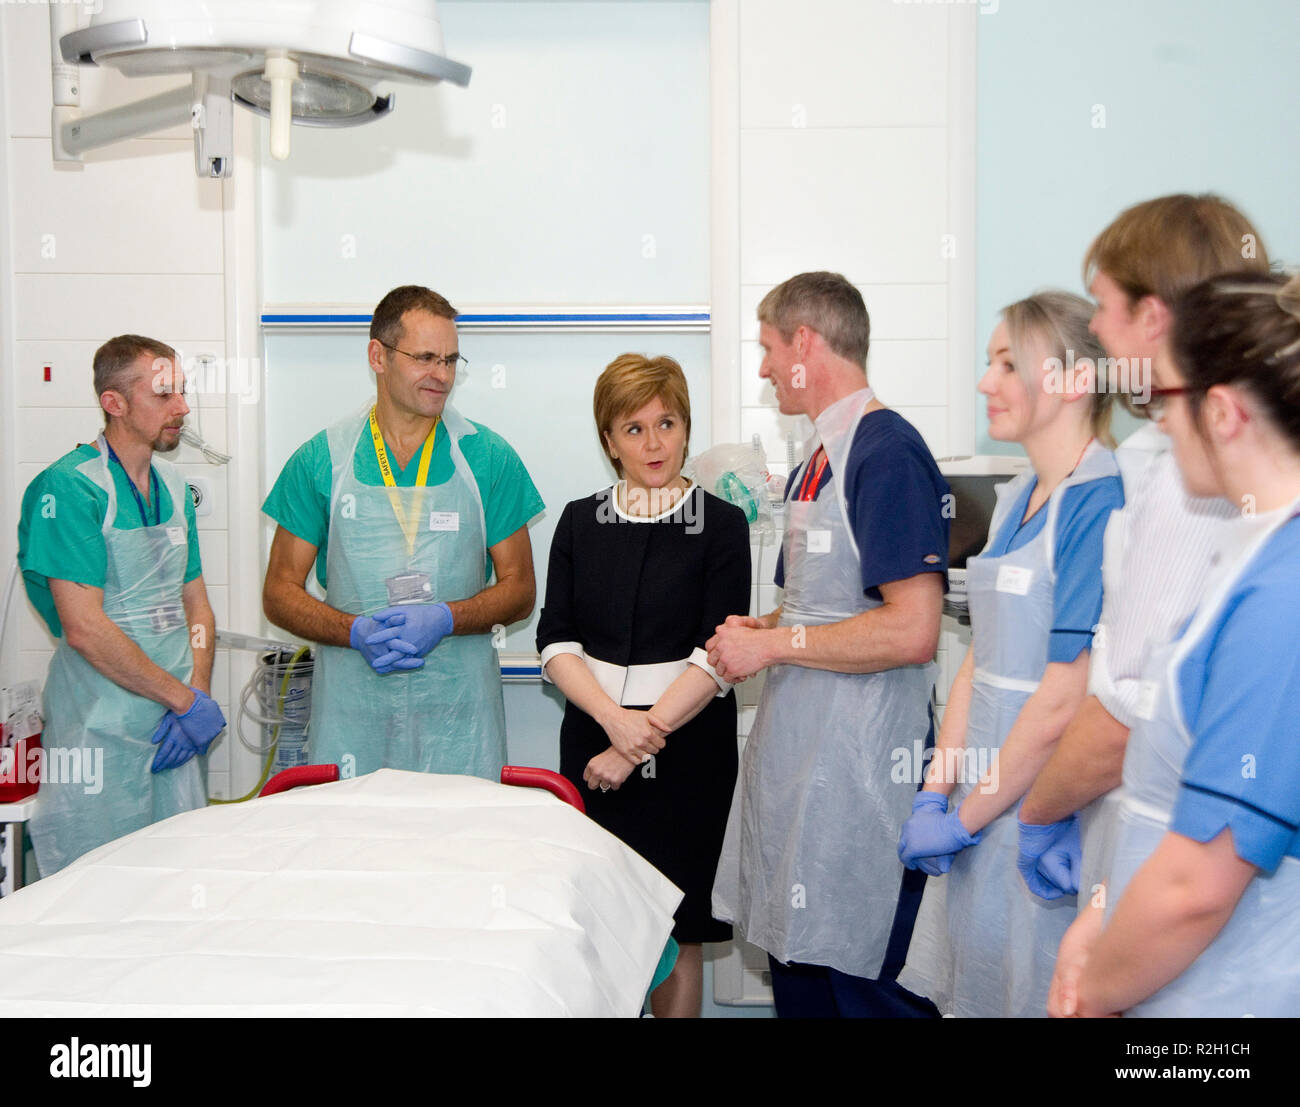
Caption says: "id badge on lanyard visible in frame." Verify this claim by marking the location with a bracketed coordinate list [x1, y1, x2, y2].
[370, 407, 439, 605]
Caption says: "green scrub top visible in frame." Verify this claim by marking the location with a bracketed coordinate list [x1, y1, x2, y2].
[18, 443, 203, 639]
[261, 415, 545, 589]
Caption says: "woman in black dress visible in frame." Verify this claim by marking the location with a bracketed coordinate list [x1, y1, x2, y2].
[537, 354, 751, 1017]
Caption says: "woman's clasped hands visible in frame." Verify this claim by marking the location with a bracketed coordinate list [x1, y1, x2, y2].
[582, 706, 671, 792]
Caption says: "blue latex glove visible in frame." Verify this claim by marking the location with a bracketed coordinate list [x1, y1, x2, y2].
[150, 714, 197, 773]
[898, 793, 956, 876]
[350, 614, 424, 674]
[1017, 813, 1081, 900]
[898, 791, 982, 872]
[173, 687, 227, 755]
[370, 603, 454, 658]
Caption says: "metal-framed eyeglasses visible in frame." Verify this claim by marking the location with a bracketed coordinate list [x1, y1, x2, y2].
[379, 341, 468, 373]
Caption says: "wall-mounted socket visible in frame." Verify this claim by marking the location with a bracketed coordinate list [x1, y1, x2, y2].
[186, 476, 213, 518]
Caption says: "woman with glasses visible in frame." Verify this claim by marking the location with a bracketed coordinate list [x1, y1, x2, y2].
[896, 291, 1123, 1017]
[1050, 271, 1300, 1017]
[536, 354, 750, 1017]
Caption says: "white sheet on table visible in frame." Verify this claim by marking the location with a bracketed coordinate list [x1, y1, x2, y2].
[0, 769, 682, 1017]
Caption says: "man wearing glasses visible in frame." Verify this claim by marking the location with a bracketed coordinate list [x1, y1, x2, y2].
[262, 285, 543, 780]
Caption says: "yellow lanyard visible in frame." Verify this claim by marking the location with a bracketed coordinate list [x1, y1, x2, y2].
[369, 406, 437, 557]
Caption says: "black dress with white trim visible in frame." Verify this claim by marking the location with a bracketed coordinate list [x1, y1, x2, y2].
[536, 484, 752, 941]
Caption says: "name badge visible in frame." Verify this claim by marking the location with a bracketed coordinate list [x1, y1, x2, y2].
[150, 606, 184, 632]
[1134, 680, 1159, 721]
[806, 529, 832, 554]
[386, 571, 433, 606]
[996, 564, 1033, 595]
[429, 511, 460, 532]
[166, 526, 186, 547]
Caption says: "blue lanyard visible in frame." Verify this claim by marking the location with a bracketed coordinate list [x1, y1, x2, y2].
[104, 442, 161, 527]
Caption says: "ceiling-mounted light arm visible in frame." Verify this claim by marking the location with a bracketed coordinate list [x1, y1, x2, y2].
[49, 2, 80, 163]
[191, 72, 234, 179]
[59, 83, 194, 156]
[56, 75, 235, 179]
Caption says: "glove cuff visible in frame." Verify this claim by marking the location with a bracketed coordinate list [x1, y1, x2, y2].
[912, 790, 949, 814]
[178, 687, 203, 718]
[951, 808, 982, 847]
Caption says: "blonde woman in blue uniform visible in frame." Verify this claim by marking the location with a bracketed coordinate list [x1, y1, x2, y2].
[897, 291, 1123, 1017]
[1052, 271, 1300, 1017]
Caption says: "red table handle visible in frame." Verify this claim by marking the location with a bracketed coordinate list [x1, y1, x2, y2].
[260, 764, 340, 797]
[500, 765, 586, 814]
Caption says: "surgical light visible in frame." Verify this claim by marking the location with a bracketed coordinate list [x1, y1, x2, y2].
[52, 1, 471, 177]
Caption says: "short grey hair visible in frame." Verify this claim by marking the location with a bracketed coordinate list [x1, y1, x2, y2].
[757, 271, 870, 367]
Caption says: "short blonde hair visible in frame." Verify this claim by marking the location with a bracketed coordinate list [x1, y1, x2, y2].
[1003, 290, 1116, 448]
[593, 354, 691, 475]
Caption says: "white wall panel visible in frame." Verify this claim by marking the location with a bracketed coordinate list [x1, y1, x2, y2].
[10, 139, 223, 274]
[197, 531, 229, 587]
[17, 599, 53, 653]
[204, 585, 230, 631]
[15, 408, 103, 466]
[740, 127, 949, 287]
[740, 0, 948, 129]
[15, 275, 225, 340]
[738, 341, 772, 407]
[17, 650, 54, 687]
[867, 338, 948, 408]
[891, 404, 948, 457]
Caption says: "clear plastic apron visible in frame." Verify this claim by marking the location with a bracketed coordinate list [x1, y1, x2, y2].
[1076, 493, 1133, 911]
[899, 441, 1119, 1016]
[311, 404, 507, 780]
[1079, 443, 1235, 903]
[1104, 503, 1300, 1017]
[29, 437, 205, 876]
[712, 389, 937, 978]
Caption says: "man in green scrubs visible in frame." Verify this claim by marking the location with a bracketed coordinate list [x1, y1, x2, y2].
[262, 285, 544, 779]
[18, 335, 223, 875]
